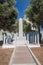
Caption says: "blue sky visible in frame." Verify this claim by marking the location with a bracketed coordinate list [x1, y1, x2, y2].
[15, 0, 30, 18]
[3, 0, 30, 18]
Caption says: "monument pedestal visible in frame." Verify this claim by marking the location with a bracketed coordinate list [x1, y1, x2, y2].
[16, 36, 27, 46]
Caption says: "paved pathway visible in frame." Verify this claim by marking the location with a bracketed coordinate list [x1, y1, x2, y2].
[11, 46, 36, 65]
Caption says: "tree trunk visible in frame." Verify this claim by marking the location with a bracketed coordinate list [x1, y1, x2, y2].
[38, 25, 41, 44]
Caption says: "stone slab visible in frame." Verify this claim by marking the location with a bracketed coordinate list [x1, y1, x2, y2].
[13, 63, 36, 65]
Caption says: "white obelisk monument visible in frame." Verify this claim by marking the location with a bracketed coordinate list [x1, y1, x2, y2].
[16, 18, 26, 45]
[19, 18, 23, 38]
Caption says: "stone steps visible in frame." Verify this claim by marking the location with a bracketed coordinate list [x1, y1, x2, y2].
[12, 63, 36, 65]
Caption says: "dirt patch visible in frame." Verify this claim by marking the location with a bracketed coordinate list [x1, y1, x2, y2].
[0, 48, 13, 65]
[31, 47, 43, 65]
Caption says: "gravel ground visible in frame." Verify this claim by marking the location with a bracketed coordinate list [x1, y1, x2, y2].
[31, 47, 43, 65]
[0, 48, 13, 65]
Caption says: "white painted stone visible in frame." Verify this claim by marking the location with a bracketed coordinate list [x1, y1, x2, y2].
[19, 18, 23, 37]
[16, 18, 27, 46]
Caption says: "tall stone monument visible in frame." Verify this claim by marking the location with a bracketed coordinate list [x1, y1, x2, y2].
[19, 18, 23, 38]
[17, 18, 26, 45]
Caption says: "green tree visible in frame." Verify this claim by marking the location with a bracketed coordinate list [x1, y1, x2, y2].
[0, 0, 18, 32]
[15, 19, 19, 33]
[25, 0, 43, 43]
[0, 0, 18, 44]
[23, 20, 31, 33]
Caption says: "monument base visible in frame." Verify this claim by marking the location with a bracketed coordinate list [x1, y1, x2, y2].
[16, 36, 27, 46]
